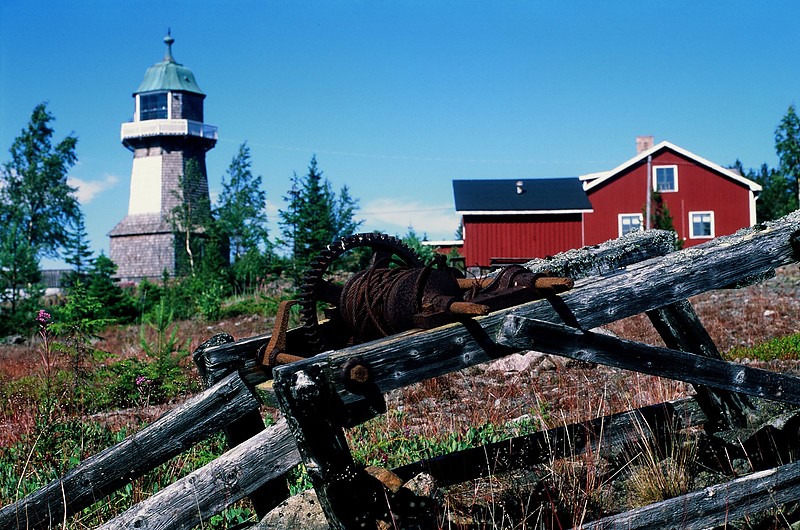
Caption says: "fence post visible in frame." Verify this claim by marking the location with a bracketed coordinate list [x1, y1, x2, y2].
[647, 300, 753, 431]
[193, 333, 289, 518]
[273, 362, 385, 530]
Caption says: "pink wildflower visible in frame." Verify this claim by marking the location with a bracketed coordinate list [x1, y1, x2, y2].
[35, 310, 51, 326]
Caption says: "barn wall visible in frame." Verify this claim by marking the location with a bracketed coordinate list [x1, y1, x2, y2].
[584, 150, 753, 247]
[463, 214, 583, 268]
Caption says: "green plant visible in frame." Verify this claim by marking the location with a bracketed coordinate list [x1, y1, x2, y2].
[89, 299, 196, 410]
[197, 279, 225, 321]
[727, 333, 800, 361]
[287, 464, 313, 496]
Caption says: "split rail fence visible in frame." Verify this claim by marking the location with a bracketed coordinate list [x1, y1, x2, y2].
[3, 211, 800, 529]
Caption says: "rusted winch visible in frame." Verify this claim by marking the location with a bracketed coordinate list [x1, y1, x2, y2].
[260, 233, 572, 369]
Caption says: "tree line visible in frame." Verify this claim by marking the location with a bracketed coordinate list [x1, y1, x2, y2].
[0, 103, 375, 335]
[731, 104, 800, 223]
[7, 101, 795, 335]
[174, 144, 365, 289]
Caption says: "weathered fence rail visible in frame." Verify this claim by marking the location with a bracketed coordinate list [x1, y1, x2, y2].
[581, 458, 800, 530]
[3, 212, 800, 529]
[96, 419, 299, 530]
[0, 371, 261, 530]
[270, 212, 800, 528]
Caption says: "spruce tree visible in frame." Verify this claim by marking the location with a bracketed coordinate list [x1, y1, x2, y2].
[215, 143, 272, 289]
[776, 104, 800, 207]
[64, 211, 94, 285]
[279, 156, 336, 279]
[0, 221, 42, 334]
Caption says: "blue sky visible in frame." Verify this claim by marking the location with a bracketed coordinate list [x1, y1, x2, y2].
[1, 1, 799, 268]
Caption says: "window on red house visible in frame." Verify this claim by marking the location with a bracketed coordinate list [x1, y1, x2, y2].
[619, 213, 643, 237]
[653, 165, 678, 192]
[689, 211, 714, 239]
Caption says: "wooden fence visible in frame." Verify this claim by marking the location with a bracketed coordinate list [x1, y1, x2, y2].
[2, 210, 800, 529]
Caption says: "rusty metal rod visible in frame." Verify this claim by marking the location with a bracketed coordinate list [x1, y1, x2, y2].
[456, 277, 493, 289]
[273, 352, 305, 366]
[448, 301, 491, 316]
[533, 276, 574, 292]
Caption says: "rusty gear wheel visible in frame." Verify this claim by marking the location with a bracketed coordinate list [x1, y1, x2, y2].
[299, 233, 424, 352]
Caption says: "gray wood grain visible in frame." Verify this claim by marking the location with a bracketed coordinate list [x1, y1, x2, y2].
[273, 212, 800, 412]
[96, 419, 300, 530]
[580, 459, 800, 530]
[0, 372, 261, 530]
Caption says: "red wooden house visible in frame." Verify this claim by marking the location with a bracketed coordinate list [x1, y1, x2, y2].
[453, 139, 762, 269]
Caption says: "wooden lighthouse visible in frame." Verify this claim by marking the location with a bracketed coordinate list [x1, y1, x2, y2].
[109, 32, 217, 282]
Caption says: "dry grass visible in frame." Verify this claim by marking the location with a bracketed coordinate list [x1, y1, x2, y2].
[2, 265, 800, 527]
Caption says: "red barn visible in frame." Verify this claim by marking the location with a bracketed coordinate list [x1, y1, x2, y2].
[453, 177, 593, 268]
[453, 140, 761, 270]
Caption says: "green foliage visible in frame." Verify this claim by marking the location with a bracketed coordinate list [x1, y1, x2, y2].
[287, 464, 314, 496]
[51, 282, 115, 412]
[218, 292, 291, 319]
[206, 504, 257, 529]
[753, 163, 796, 221]
[92, 299, 195, 409]
[348, 411, 538, 471]
[76, 253, 137, 322]
[776, 104, 800, 206]
[1, 419, 126, 502]
[727, 333, 800, 361]
[1, 102, 80, 258]
[170, 158, 212, 277]
[63, 211, 94, 287]
[279, 155, 363, 281]
[216, 142, 271, 264]
[196, 278, 225, 321]
[333, 185, 362, 241]
[644, 191, 682, 249]
[455, 220, 464, 240]
[1, 424, 233, 526]
[401, 227, 437, 265]
[730, 159, 796, 222]
[0, 221, 42, 335]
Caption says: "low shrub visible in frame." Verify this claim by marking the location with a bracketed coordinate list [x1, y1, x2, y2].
[727, 332, 800, 361]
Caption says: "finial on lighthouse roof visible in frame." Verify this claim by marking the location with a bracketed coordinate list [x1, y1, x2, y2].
[163, 29, 175, 63]
[134, 29, 204, 95]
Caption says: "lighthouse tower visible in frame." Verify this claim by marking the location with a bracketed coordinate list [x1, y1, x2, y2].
[109, 33, 217, 282]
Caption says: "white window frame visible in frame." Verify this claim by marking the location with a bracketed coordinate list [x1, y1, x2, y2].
[618, 213, 643, 237]
[689, 210, 715, 239]
[653, 165, 678, 193]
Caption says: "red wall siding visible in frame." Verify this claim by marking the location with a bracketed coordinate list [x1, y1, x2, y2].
[463, 214, 583, 268]
[584, 151, 752, 247]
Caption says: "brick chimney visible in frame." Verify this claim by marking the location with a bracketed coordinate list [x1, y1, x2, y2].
[636, 135, 654, 154]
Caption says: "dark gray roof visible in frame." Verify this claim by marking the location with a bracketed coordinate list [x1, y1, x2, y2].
[453, 178, 592, 213]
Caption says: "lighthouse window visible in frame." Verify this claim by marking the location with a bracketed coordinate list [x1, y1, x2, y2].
[140, 93, 168, 120]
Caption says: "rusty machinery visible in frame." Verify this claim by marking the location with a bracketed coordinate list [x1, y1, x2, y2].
[259, 233, 573, 369]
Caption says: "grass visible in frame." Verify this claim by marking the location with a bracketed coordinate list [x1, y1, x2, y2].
[727, 332, 800, 361]
[1, 265, 799, 528]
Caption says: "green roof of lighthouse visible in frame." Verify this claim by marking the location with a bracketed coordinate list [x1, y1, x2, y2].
[135, 33, 204, 95]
